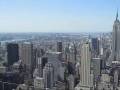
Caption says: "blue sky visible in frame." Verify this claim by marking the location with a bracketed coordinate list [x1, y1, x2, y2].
[0, 0, 119, 32]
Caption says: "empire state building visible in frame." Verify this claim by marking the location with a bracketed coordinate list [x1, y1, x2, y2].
[112, 11, 120, 61]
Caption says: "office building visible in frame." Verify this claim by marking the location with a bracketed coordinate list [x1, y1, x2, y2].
[114, 69, 119, 86]
[112, 11, 120, 61]
[19, 42, 34, 79]
[46, 52, 62, 82]
[7, 43, 19, 66]
[19, 42, 33, 69]
[57, 41, 62, 52]
[91, 38, 99, 56]
[67, 74, 74, 90]
[34, 77, 44, 90]
[43, 63, 54, 89]
[37, 57, 43, 77]
[80, 42, 92, 90]
[36, 57, 48, 77]
[92, 58, 101, 82]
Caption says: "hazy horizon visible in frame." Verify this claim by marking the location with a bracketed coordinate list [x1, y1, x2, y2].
[0, 31, 111, 33]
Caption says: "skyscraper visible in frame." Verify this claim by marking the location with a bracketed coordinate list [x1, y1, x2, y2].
[37, 57, 43, 77]
[57, 41, 62, 52]
[80, 42, 92, 90]
[92, 58, 101, 82]
[19, 42, 34, 73]
[43, 63, 54, 89]
[112, 11, 120, 61]
[91, 38, 99, 56]
[47, 52, 62, 82]
[7, 43, 19, 66]
[36, 57, 48, 77]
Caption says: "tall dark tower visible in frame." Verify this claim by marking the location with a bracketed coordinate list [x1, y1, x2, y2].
[57, 41, 62, 52]
[7, 43, 19, 66]
[92, 38, 99, 56]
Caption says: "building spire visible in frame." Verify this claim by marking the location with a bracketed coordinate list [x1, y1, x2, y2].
[116, 8, 118, 20]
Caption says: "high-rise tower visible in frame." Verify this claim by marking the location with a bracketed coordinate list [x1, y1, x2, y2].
[19, 42, 34, 74]
[80, 42, 93, 90]
[43, 63, 54, 89]
[7, 43, 19, 66]
[57, 41, 62, 52]
[112, 11, 120, 61]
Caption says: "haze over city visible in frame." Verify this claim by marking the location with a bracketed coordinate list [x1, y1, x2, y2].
[1, 0, 120, 90]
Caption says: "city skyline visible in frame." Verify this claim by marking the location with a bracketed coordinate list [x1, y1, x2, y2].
[0, 1, 120, 89]
[0, 15, 118, 89]
[0, 0, 119, 33]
